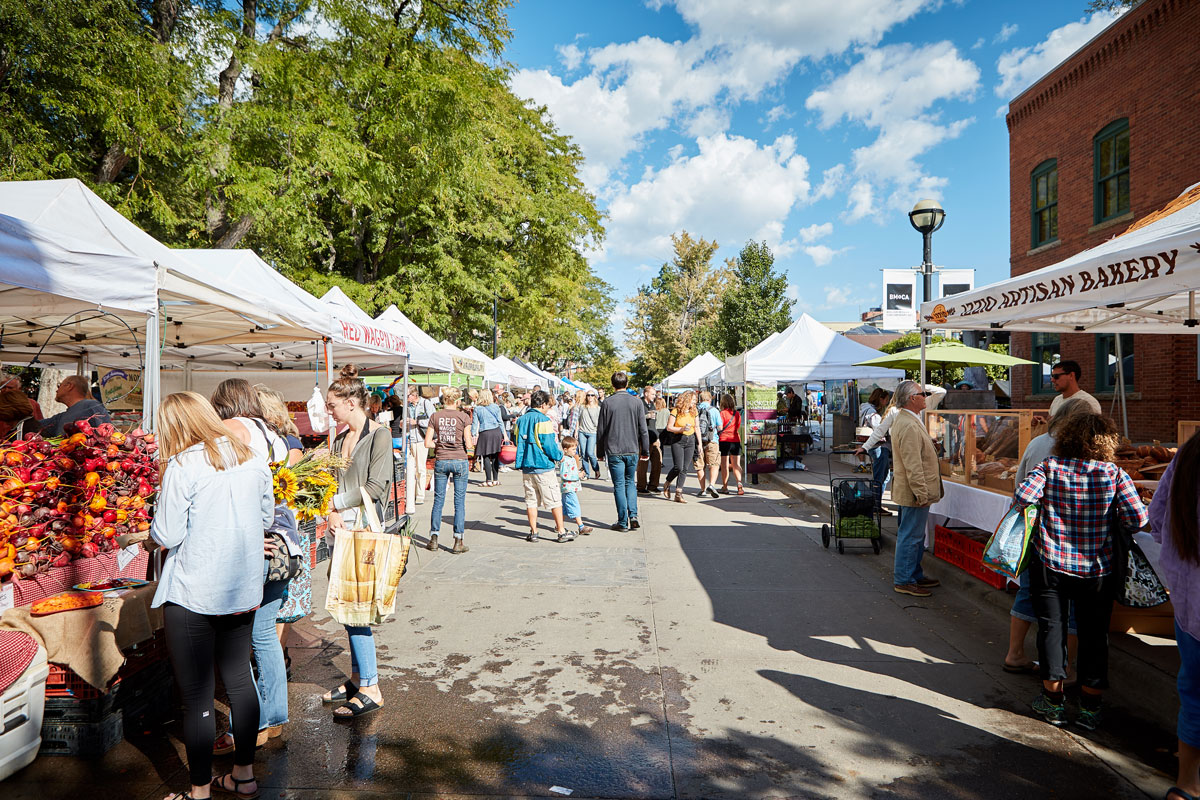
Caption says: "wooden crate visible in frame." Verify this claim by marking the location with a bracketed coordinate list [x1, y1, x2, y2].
[1178, 420, 1200, 446]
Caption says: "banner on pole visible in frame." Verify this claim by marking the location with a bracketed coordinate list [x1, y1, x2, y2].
[881, 269, 918, 330]
[939, 268, 974, 299]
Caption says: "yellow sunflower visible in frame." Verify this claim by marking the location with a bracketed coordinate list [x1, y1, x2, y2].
[273, 468, 300, 505]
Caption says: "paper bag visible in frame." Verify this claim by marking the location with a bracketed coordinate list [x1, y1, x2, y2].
[324, 489, 412, 626]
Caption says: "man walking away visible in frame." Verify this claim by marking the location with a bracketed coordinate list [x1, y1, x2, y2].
[637, 386, 662, 493]
[596, 372, 649, 531]
[695, 390, 722, 498]
[889, 380, 944, 598]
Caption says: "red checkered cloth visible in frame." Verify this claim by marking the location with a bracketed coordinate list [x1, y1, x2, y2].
[0, 630, 40, 693]
[12, 549, 149, 607]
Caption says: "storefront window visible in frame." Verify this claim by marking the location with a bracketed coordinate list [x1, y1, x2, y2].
[1096, 333, 1134, 390]
[1031, 159, 1058, 247]
[1094, 119, 1130, 223]
[1032, 333, 1059, 394]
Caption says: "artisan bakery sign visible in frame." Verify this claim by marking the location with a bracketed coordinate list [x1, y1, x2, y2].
[928, 246, 1194, 322]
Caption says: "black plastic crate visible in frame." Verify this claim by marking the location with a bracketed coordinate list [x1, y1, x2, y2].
[42, 661, 172, 725]
[40, 711, 123, 757]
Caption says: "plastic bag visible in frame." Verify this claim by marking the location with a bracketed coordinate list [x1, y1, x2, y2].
[982, 504, 1037, 580]
[307, 385, 330, 433]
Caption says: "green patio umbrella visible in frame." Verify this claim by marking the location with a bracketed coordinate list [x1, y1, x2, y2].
[853, 340, 1035, 370]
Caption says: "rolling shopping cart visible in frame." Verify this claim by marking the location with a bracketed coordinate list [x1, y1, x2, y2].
[821, 476, 882, 555]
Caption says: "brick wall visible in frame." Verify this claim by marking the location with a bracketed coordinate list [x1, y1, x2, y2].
[1006, 0, 1200, 441]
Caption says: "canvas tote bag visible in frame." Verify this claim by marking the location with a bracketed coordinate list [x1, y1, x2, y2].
[325, 488, 412, 626]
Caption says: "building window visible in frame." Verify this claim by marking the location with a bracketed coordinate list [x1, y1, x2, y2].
[1031, 159, 1058, 247]
[1032, 333, 1060, 394]
[1094, 119, 1130, 223]
[1096, 333, 1134, 391]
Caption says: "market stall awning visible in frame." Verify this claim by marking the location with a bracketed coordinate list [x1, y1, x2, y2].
[373, 306, 453, 372]
[513, 357, 559, 389]
[853, 340, 1035, 370]
[704, 314, 903, 386]
[663, 352, 723, 389]
[492, 355, 541, 388]
[461, 345, 516, 386]
[919, 183, 1200, 333]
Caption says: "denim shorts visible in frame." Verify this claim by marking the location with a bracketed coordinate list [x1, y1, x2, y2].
[1178, 622, 1200, 747]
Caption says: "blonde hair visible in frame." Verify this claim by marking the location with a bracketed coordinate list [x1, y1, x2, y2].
[673, 390, 697, 415]
[441, 386, 462, 407]
[477, 389, 494, 407]
[255, 385, 300, 437]
[575, 389, 586, 405]
[158, 392, 253, 470]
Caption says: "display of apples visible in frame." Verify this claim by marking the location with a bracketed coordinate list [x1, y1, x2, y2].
[0, 419, 158, 581]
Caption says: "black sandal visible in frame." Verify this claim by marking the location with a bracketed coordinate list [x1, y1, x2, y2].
[211, 772, 260, 799]
[165, 792, 203, 800]
[333, 691, 383, 720]
[322, 680, 357, 704]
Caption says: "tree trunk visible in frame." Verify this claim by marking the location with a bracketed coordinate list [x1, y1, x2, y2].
[151, 0, 183, 43]
[95, 144, 130, 183]
[214, 213, 255, 249]
[208, 1, 257, 238]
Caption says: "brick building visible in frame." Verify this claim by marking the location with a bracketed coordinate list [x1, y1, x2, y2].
[1006, 0, 1200, 441]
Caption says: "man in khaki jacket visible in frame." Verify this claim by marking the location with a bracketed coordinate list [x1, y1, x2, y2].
[890, 380, 944, 597]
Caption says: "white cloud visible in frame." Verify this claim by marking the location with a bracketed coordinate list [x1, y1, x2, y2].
[824, 285, 854, 306]
[993, 23, 1019, 45]
[995, 11, 1123, 100]
[765, 105, 793, 125]
[845, 180, 876, 222]
[804, 244, 851, 267]
[970, 37, 985, 51]
[799, 222, 833, 243]
[785, 283, 800, 301]
[604, 133, 812, 258]
[557, 42, 585, 71]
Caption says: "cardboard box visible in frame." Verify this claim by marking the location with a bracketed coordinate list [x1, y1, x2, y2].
[1110, 600, 1176, 636]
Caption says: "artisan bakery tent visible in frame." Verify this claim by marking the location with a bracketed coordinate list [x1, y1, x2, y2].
[703, 314, 903, 386]
[662, 352, 723, 391]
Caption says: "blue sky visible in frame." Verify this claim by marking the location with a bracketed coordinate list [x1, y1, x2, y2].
[504, 0, 1124, 331]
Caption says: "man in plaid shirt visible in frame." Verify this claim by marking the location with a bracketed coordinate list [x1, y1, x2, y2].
[1013, 412, 1148, 731]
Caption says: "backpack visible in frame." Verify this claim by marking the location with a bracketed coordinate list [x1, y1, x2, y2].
[698, 406, 718, 442]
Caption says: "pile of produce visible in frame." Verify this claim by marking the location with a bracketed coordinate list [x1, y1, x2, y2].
[0, 419, 158, 581]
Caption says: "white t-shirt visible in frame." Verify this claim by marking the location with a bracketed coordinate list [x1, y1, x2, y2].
[232, 416, 288, 463]
[1050, 389, 1102, 417]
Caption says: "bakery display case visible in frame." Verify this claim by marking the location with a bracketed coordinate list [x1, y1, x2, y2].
[926, 409, 1050, 495]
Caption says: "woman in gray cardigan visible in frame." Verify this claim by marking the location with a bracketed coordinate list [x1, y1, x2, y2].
[322, 364, 394, 719]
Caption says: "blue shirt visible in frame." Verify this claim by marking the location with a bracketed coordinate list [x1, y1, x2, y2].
[150, 439, 275, 615]
[471, 403, 504, 436]
[513, 409, 563, 474]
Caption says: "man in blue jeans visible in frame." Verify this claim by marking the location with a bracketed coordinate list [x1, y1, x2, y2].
[888, 380, 944, 598]
[595, 371, 650, 531]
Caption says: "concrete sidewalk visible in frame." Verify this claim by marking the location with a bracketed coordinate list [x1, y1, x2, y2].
[7, 466, 1178, 799]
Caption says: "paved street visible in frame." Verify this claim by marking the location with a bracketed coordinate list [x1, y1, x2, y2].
[9, 468, 1178, 799]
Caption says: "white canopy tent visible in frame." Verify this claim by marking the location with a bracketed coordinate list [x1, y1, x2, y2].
[460, 345, 516, 386]
[703, 313, 903, 387]
[662, 352, 723, 391]
[516, 358, 560, 390]
[492, 355, 541, 388]
[0, 180, 347, 426]
[374, 305, 454, 372]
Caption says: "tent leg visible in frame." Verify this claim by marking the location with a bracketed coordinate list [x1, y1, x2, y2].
[325, 342, 335, 450]
[1115, 333, 1129, 440]
[919, 337, 928, 393]
[142, 310, 160, 432]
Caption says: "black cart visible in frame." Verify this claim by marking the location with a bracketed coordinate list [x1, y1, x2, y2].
[821, 476, 883, 554]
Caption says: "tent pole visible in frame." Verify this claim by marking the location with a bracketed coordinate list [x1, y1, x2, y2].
[325, 342, 334, 450]
[402, 357, 412, 516]
[1115, 333, 1129, 440]
[919, 336, 928, 392]
[143, 309, 160, 432]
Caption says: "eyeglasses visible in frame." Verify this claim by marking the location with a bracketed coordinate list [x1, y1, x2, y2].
[1049, 372, 1066, 380]
[916, 392, 930, 397]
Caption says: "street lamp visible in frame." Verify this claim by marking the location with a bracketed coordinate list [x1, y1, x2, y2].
[908, 198, 946, 386]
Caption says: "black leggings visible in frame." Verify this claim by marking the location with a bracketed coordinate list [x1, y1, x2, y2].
[1029, 551, 1117, 690]
[164, 603, 259, 786]
[482, 453, 500, 482]
[666, 437, 695, 492]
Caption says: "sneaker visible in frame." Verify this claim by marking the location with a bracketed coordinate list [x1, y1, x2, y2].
[451, 538, 469, 554]
[696, 489, 707, 498]
[1032, 693, 1068, 727]
[426, 534, 439, 552]
[1075, 704, 1103, 731]
[893, 584, 932, 597]
[629, 517, 640, 530]
[578, 525, 593, 535]
[610, 522, 630, 532]
[707, 486, 720, 499]
[526, 531, 538, 542]
[916, 577, 940, 588]
[557, 531, 576, 543]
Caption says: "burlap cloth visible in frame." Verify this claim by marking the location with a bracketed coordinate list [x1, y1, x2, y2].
[0, 583, 162, 689]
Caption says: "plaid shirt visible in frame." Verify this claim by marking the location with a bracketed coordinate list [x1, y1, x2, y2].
[1015, 457, 1148, 578]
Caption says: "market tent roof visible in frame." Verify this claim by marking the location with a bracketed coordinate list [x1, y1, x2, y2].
[919, 183, 1200, 333]
[705, 313, 904, 385]
[373, 305, 453, 372]
[436, 339, 486, 377]
[460, 345, 514, 385]
[663, 352, 723, 389]
[512, 356, 559, 389]
[492, 355, 541, 387]
[854, 340, 1036, 370]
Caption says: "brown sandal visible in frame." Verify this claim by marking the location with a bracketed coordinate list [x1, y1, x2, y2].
[674, 492, 686, 504]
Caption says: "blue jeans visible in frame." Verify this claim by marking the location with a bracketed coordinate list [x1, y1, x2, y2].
[607, 454, 639, 526]
[1178, 622, 1200, 747]
[563, 489, 581, 520]
[431, 458, 468, 536]
[894, 505, 930, 586]
[345, 625, 377, 687]
[253, 571, 290, 729]
[578, 431, 599, 478]
[869, 446, 891, 510]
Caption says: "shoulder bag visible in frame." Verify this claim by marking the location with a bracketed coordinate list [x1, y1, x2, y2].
[1108, 493, 1169, 608]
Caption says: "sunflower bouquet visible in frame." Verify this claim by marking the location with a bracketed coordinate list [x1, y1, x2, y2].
[270, 450, 348, 522]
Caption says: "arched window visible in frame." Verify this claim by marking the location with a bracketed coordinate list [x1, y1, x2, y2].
[1094, 119, 1129, 223]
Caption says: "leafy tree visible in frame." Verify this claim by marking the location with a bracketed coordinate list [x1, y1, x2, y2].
[625, 231, 729, 381]
[879, 333, 1012, 385]
[707, 240, 793, 357]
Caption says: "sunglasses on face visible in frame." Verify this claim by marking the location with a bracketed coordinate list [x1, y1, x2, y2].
[1050, 372, 1066, 379]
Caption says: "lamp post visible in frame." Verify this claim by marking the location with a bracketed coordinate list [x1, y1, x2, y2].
[908, 198, 946, 387]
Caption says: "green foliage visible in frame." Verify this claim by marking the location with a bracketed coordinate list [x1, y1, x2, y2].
[707, 240, 794, 357]
[879, 333, 1013, 384]
[625, 231, 730, 382]
[0, 0, 607, 369]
